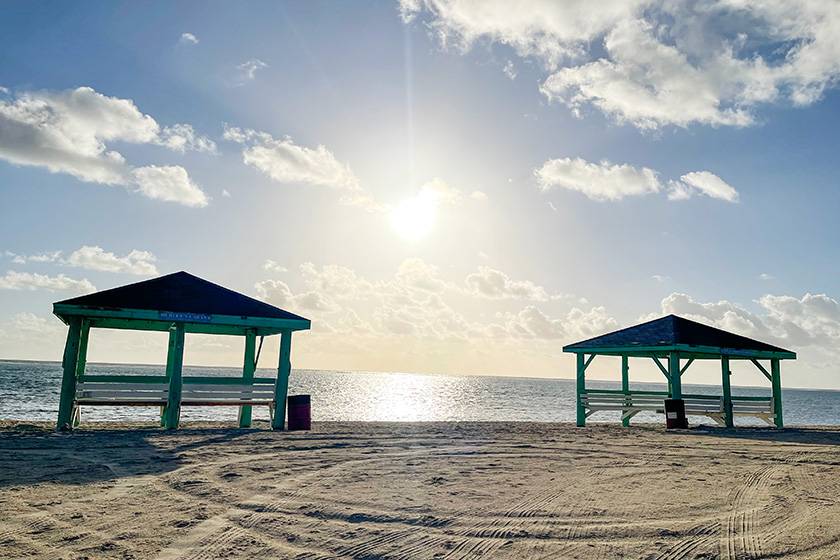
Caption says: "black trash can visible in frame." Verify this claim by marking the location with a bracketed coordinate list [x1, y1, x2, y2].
[664, 399, 688, 429]
[287, 394, 311, 431]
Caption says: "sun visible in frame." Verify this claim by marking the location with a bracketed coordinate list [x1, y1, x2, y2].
[390, 192, 437, 241]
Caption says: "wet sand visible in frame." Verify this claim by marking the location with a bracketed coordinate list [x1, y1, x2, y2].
[1, 421, 840, 559]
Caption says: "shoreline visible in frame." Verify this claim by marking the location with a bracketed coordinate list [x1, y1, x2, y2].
[2, 421, 840, 558]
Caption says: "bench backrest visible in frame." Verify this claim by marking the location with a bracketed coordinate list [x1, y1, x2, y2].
[181, 383, 276, 404]
[76, 382, 169, 403]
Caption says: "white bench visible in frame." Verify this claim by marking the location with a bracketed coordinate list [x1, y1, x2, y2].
[73, 379, 278, 425]
[76, 382, 169, 406]
[580, 392, 775, 425]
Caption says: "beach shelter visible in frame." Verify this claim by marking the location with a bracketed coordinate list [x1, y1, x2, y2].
[52, 271, 311, 430]
[563, 315, 796, 428]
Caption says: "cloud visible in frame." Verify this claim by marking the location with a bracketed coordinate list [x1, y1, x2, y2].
[158, 124, 216, 153]
[236, 59, 268, 83]
[535, 157, 661, 201]
[495, 305, 616, 340]
[5, 246, 158, 276]
[667, 172, 739, 202]
[224, 126, 378, 210]
[657, 291, 840, 353]
[402, 1, 840, 129]
[399, 0, 643, 68]
[465, 266, 551, 301]
[0, 271, 95, 294]
[0, 86, 211, 205]
[65, 246, 158, 276]
[503, 60, 517, 80]
[255, 258, 596, 342]
[179, 32, 199, 45]
[10, 312, 62, 335]
[4, 250, 62, 264]
[535, 157, 739, 203]
[263, 259, 288, 273]
[131, 165, 208, 207]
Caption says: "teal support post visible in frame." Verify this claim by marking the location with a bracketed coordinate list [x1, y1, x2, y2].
[621, 356, 630, 427]
[771, 358, 783, 428]
[163, 324, 186, 430]
[238, 330, 257, 428]
[576, 353, 586, 427]
[272, 330, 292, 431]
[721, 356, 734, 428]
[668, 352, 682, 399]
[75, 320, 90, 379]
[56, 317, 83, 430]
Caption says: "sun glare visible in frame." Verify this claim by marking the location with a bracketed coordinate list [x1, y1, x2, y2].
[390, 192, 437, 241]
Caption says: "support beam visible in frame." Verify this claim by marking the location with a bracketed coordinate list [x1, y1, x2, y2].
[668, 352, 682, 399]
[238, 330, 257, 428]
[576, 353, 586, 427]
[163, 324, 185, 430]
[272, 330, 293, 431]
[721, 356, 734, 428]
[751, 359, 772, 382]
[680, 358, 695, 376]
[651, 356, 670, 380]
[771, 358, 783, 429]
[56, 317, 82, 430]
[621, 356, 630, 427]
[583, 353, 596, 370]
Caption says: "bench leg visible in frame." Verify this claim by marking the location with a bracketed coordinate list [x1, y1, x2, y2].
[71, 405, 81, 428]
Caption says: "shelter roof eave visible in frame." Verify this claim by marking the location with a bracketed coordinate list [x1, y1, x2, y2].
[53, 303, 311, 335]
[561, 343, 796, 360]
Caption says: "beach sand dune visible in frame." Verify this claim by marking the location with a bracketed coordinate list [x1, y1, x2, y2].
[2, 422, 840, 559]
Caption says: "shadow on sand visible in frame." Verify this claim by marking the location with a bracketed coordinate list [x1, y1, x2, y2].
[0, 422, 259, 489]
[688, 424, 840, 447]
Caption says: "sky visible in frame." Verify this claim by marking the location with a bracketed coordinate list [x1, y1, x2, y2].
[1, 1, 839, 389]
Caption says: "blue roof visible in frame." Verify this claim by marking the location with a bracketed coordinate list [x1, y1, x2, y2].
[55, 271, 308, 322]
[563, 314, 793, 354]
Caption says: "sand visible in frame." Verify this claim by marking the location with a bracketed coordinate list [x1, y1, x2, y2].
[1, 421, 840, 559]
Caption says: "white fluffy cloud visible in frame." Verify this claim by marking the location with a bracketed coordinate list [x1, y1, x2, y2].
[0, 271, 95, 294]
[402, 1, 840, 129]
[65, 246, 158, 276]
[5, 246, 158, 276]
[657, 291, 840, 352]
[0, 86, 212, 205]
[535, 157, 661, 201]
[535, 157, 738, 203]
[236, 59, 268, 82]
[179, 32, 199, 45]
[465, 266, 553, 301]
[668, 171, 740, 203]
[224, 126, 378, 210]
[131, 165, 208, 207]
[256, 258, 601, 343]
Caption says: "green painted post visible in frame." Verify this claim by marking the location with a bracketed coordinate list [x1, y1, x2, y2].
[721, 356, 734, 428]
[576, 353, 586, 427]
[621, 356, 630, 427]
[239, 330, 257, 428]
[56, 317, 83, 430]
[75, 320, 90, 380]
[163, 324, 186, 430]
[771, 358, 783, 429]
[668, 352, 682, 399]
[272, 330, 293, 431]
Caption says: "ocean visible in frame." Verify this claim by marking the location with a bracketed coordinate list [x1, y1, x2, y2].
[2, 359, 840, 425]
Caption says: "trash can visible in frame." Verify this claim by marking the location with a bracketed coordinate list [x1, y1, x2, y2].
[287, 394, 311, 431]
[664, 399, 688, 429]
